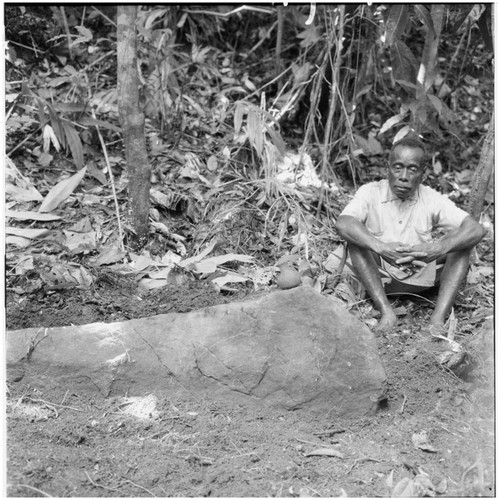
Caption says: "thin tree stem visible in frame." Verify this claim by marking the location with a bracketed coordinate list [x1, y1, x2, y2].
[92, 108, 125, 252]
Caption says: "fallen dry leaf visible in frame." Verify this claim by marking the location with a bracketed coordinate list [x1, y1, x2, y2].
[5, 183, 43, 203]
[304, 448, 344, 458]
[39, 166, 87, 212]
[447, 308, 457, 341]
[68, 216, 92, 233]
[385, 469, 394, 488]
[6, 209, 61, 221]
[63, 230, 97, 255]
[323, 247, 345, 273]
[239, 265, 274, 286]
[6, 227, 50, 239]
[391, 473, 438, 497]
[12, 256, 35, 275]
[5, 236, 32, 248]
[191, 253, 254, 274]
[90, 245, 126, 266]
[179, 241, 217, 269]
[391, 477, 414, 497]
[412, 430, 438, 453]
[129, 254, 169, 274]
[467, 265, 494, 284]
[435, 477, 447, 494]
[210, 272, 248, 287]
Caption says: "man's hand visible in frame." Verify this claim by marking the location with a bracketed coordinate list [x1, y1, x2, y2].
[375, 241, 428, 277]
[373, 241, 411, 266]
[395, 242, 445, 264]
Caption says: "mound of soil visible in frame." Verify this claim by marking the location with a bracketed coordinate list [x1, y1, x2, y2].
[6, 278, 494, 497]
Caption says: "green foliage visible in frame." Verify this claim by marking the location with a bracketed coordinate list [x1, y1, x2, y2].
[4, 4, 493, 248]
[10, 83, 84, 169]
[4, 5, 494, 304]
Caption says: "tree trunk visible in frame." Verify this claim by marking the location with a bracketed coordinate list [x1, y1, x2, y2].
[117, 6, 151, 249]
[466, 114, 494, 221]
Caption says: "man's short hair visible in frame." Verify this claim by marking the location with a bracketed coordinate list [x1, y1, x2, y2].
[390, 132, 427, 166]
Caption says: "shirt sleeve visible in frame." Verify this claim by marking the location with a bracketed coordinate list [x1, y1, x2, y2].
[432, 192, 469, 231]
[339, 184, 373, 223]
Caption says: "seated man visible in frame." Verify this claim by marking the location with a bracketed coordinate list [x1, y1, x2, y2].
[335, 132, 486, 333]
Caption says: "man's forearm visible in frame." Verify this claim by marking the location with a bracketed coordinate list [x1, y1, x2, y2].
[335, 215, 382, 253]
[438, 216, 486, 254]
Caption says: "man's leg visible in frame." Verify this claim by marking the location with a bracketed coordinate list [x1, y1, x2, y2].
[348, 244, 397, 332]
[429, 249, 470, 327]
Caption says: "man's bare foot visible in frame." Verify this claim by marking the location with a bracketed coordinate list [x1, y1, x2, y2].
[373, 309, 397, 333]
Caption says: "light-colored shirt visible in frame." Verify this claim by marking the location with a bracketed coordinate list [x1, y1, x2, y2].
[340, 179, 469, 286]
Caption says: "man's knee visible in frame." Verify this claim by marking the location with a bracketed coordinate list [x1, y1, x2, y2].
[346, 244, 380, 264]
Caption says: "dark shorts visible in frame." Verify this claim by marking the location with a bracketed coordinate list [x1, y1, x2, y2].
[378, 257, 443, 294]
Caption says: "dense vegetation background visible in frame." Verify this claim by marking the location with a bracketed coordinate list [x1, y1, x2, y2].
[5, 4, 494, 292]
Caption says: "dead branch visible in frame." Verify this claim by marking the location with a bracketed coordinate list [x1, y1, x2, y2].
[84, 471, 120, 492]
[21, 328, 48, 361]
[295, 437, 338, 447]
[314, 428, 348, 437]
[123, 479, 157, 497]
[27, 397, 85, 413]
[7, 484, 52, 497]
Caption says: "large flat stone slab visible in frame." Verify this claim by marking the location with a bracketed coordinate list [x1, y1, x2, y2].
[6, 287, 387, 416]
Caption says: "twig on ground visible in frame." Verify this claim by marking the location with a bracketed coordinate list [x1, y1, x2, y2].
[123, 479, 157, 497]
[386, 292, 436, 305]
[302, 483, 322, 497]
[37, 401, 59, 419]
[439, 423, 464, 439]
[398, 393, 407, 414]
[8, 484, 52, 497]
[295, 437, 337, 447]
[314, 428, 347, 437]
[460, 458, 484, 492]
[85, 471, 120, 492]
[60, 389, 69, 405]
[437, 362, 462, 381]
[21, 328, 48, 361]
[27, 397, 85, 413]
[347, 456, 386, 473]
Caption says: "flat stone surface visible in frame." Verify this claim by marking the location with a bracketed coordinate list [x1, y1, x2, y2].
[6, 287, 387, 416]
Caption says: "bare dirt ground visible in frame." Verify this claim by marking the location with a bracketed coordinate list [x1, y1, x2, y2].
[5, 273, 494, 498]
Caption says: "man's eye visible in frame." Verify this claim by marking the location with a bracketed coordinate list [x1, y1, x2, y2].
[409, 167, 419, 175]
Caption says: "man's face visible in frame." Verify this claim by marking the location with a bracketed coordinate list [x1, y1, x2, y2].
[388, 145, 426, 200]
